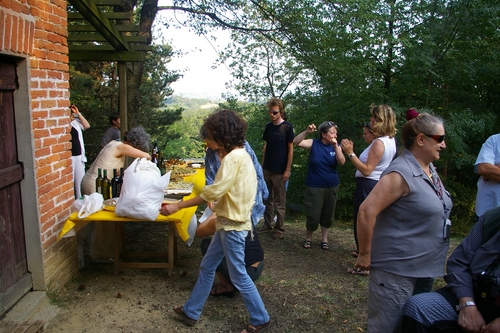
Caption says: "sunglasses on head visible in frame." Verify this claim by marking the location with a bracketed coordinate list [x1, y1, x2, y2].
[269, 110, 279, 115]
[425, 134, 445, 143]
[364, 123, 372, 130]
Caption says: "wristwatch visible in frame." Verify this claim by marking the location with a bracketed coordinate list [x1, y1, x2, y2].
[456, 301, 476, 311]
[348, 153, 356, 159]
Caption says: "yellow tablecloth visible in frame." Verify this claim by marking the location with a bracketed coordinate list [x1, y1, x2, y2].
[57, 168, 205, 242]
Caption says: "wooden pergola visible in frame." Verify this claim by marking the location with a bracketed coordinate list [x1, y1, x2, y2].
[67, 0, 152, 132]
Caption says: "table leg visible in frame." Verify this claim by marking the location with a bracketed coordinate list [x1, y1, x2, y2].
[113, 222, 120, 276]
[168, 222, 175, 276]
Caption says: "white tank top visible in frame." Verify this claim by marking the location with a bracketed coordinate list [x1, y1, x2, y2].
[355, 136, 396, 180]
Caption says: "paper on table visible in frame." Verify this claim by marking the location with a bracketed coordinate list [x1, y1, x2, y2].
[199, 207, 213, 223]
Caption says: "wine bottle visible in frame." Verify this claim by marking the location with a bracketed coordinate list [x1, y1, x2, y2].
[111, 169, 120, 198]
[152, 143, 158, 165]
[158, 151, 165, 174]
[102, 169, 111, 200]
[95, 168, 103, 194]
[117, 167, 124, 197]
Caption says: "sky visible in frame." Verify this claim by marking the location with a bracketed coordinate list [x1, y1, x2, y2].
[154, 7, 235, 100]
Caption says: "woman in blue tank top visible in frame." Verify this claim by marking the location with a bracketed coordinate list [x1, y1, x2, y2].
[293, 121, 346, 250]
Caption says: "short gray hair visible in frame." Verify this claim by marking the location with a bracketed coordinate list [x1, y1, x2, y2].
[123, 126, 150, 153]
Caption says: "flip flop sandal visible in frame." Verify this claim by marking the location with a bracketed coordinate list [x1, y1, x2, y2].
[303, 240, 312, 249]
[241, 321, 271, 333]
[173, 306, 197, 326]
[320, 242, 330, 250]
[210, 284, 237, 298]
[347, 267, 370, 275]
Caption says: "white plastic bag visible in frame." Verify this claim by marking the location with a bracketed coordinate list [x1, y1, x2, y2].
[72, 192, 104, 219]
[115, 158, 170, 221]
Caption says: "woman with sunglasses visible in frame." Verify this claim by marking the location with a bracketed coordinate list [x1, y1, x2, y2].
[293, 121, 345, 250]
[352, 110, 453, 333]
[340, 104, 397, 261]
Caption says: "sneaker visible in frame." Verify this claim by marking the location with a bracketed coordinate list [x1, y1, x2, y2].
[257, 224, 273, 232]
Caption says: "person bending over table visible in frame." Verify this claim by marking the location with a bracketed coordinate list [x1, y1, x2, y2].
[197, 213, 265, 298]
[81, 126, 151, 263]
[160, 109, 270, 333]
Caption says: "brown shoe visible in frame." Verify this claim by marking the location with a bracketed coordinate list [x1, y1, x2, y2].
[257, 224, 273, 232]
[240, 321, 270, 333]
[173, 306, 197, 326]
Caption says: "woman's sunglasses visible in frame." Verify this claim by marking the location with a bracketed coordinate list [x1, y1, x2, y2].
[425, 134, 445, 143]
[268, 111, 279, 115]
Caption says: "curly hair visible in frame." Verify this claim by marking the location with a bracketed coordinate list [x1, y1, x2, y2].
[266, 97, 285, 113]
[401, 113, 444, 149]
[200, 109, 247, 153]
[123, 126, 151, 153]
[369, 104, 397, 138]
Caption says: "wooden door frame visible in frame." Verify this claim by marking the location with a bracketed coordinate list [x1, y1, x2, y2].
[0, 54, 45, 313]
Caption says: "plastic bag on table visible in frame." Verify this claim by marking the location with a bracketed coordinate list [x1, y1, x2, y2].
[115, 157, 170, 221]
[72, 192, 104, 219]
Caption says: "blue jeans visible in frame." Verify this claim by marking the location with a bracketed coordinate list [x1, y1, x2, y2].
[183, 229, 269, 326]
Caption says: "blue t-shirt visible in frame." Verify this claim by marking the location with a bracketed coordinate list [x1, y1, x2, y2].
[262, 120, 294, 174]
[306, 139, 340, 188]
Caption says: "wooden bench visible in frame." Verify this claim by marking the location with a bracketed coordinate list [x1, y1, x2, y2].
[0, 320, 45, 333]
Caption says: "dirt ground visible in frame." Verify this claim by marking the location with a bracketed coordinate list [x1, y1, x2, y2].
[44, 214, 455, 333]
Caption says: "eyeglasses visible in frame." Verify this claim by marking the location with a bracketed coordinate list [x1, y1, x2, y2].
[268, 110, 279, 115]
[425, 134, 445, 143]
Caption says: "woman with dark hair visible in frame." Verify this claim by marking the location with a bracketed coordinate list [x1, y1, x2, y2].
[81, 126, 151, 263]
[352, 110, 453, 332]
[161, 110, 270, 333]
[340, 104, 397, 259]
[293, 121, 345, 250]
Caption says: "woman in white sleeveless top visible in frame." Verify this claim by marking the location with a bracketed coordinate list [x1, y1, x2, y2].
[340, 104, 397, 265]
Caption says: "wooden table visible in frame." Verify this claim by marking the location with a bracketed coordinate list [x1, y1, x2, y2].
[58, 169, 205, 276]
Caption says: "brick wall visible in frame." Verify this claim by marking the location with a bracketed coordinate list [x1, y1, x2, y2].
[1, 0, 79, 288]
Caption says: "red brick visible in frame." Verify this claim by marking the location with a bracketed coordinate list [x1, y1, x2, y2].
[32, 119, 45, 129]
[31, 89, 48, 98]
[4, 13, 11, 51]
[11, 15, 18, 51]
[33, 128, 50, 139]
[0, 0, 11, 9]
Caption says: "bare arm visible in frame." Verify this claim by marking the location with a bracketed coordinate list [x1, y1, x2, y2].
[261, 142, 267, 166]
[342, 139, 384, 177]
[354, 172, 409, 270]
[70, 105, 90, 130]
[293, 124, 316, 150]
[283, 141, 293, 182]
[477, 163, 500, 182]
[159, 195, 206, 216]
[114, 143, 151, 160]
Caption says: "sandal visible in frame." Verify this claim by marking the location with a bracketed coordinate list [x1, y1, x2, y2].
[210, 283, 237, 298]
[320, 242, 330, 250]
[240, 321, 271, 333]
[351, 249, 359, 257]
[347, 267, 370, 276]
[173, 305, 197, 326]
[302, 240, 312, 249]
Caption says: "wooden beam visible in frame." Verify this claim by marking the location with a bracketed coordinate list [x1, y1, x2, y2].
[68, 35, 148, 43]
[69, 50, 145, 62]
[68, 12, 131, 20]
[68, 24, 140, 32]
[69, 45, 154, 51]
[67, 0, 131, 51]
